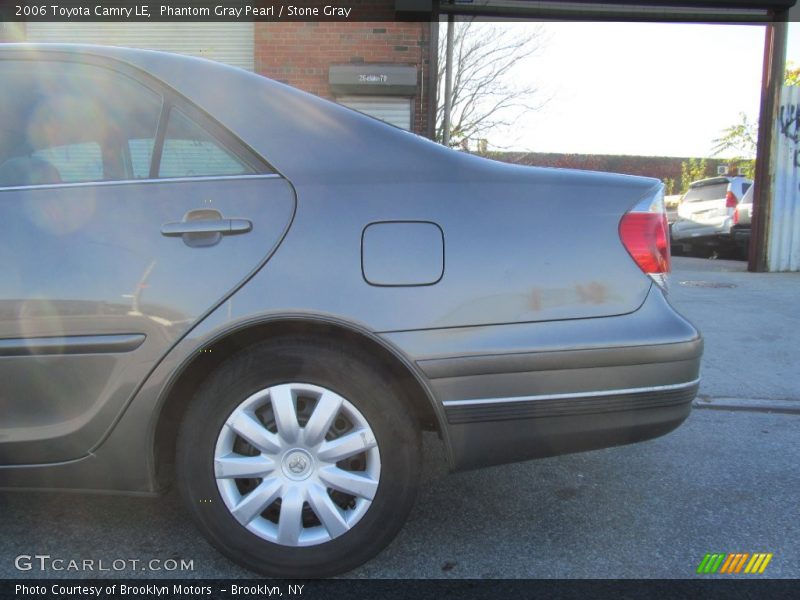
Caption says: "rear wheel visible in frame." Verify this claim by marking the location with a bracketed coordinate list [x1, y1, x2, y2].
[176, 338, 421, 577]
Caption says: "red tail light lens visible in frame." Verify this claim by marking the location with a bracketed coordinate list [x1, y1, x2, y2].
[619, 212, 671, 274]
[733, 206, 740, 225]
[726, 191, 737, 209]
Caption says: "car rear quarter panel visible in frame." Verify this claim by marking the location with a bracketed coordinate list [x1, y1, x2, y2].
[85, 46, 659, 329]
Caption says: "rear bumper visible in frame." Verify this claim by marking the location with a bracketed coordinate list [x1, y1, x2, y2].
[671, 219, 731, 243]
[731, 226, 751, 243]
[386, 286, 702, 471]
[442, 380, 696, 470]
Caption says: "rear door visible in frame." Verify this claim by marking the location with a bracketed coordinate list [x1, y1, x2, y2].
[677, 180, 731, 232]
[0, 55, 295, 464]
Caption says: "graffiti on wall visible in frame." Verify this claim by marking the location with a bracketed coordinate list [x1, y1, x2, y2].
[778, 103, 800, 168]
[769, 87, 800, 271]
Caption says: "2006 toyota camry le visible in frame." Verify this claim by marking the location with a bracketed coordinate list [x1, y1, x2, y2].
[0, 45, 702, 577]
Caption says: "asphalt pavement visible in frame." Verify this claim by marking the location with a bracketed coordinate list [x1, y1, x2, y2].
[1, 256, 798, 579]
[669, 256, 800, 411]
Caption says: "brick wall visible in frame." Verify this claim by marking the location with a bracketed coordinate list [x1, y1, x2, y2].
[487, 152, 744, 192]
[255, 22, 432, 137]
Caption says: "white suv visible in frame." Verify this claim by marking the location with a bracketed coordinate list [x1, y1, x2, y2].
[671, 176, 752, 253]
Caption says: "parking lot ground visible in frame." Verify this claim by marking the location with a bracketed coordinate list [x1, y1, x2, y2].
[1, 256, 798, 580]
[669, 256, 800, 412]
[1, 409, 798, 579]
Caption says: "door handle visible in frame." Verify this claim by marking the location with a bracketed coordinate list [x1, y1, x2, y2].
[161, 209, 252, 247]
[161, 218, 252, 236]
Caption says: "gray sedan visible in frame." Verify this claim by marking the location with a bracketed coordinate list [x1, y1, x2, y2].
[0, 45, 701, 577]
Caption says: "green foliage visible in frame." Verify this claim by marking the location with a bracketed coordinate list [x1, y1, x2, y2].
[709, 65, 798, 176]
[785, 62, 800, 86]
[731, 159, 755, 180]
[711, 113, 756, 182]
[663, 177, 676, 195]
[712, 112, 758, 159]
[680, 158, 708, 192]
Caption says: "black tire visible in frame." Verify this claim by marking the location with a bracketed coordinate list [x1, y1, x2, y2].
[176, 337, 421, 577]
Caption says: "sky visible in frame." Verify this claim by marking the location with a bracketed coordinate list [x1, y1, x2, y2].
[484, 21, 800, 158]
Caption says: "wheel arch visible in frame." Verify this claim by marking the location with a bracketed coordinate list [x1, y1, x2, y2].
[151, 315, 450, 488]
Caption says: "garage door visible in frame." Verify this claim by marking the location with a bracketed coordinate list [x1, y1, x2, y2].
[24, 22, 254, 71]
[337, 96, 413, 130]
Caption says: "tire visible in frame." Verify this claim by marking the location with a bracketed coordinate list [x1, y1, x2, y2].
[176, 337, 421, 577]
[716, 240, 739, 260]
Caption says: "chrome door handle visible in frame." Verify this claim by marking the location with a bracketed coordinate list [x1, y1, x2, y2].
[161, 218, 252, 236]
[161, 208, 252, 248]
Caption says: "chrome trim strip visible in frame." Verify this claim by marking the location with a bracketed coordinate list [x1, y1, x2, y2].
[0, 334, 146, 356]
[442, 378, 701, 407]
[0, 173, 281, 193]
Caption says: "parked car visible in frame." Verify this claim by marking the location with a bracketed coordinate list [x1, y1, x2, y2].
[664, 193, 683, 224]
[670, 176, 752, 254]
[731, 184, 754, 257]
[0, 45, 702, 577]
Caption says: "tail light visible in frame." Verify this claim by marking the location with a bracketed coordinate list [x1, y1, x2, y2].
[725, 191, 737, 209]
[733, 206, 740, 225]
[619, 185, 670, 291]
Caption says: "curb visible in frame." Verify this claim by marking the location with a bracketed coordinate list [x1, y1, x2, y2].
[693, 397, 800, 415]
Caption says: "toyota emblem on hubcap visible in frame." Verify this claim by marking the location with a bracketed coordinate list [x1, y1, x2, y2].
[288, 455, 307, 474]
[282, 449, 313, 480]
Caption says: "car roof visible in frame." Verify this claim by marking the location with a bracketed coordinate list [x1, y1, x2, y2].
[0, 43, 662, 193]
[689, 176, 752, 188]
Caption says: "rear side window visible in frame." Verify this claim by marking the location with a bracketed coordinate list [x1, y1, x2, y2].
[684, 183, 729, 203]
[32, 142, 103, 183]
[159, 108, 254, 178]
[128, 138, 156, 179]
[0, 58, 267, 189]
[0, 60, 162, 187]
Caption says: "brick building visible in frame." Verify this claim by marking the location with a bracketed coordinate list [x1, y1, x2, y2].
[0, 20, 435, 138]
[488, 152, 750, 193]
[255, 22, 433, 136]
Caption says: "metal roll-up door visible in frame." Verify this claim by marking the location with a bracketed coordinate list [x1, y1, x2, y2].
[24, 23, 254, 71]
[337, 96, 413, 131]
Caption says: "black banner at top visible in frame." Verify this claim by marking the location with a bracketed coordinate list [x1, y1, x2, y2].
[1, 1, 411, 22]
[0, 0, 795, 23]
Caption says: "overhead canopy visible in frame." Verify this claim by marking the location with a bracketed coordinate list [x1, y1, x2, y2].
[397, 0, 797, 21]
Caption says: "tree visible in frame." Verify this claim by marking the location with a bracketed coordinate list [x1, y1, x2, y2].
[436, 20, 545, 150]
[680, 158, 708, 193]
[710, 65, 800, 178]
[711, 112, 757, 179]
[785, 61, 800, 87]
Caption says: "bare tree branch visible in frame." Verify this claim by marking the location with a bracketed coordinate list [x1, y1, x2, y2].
[437, 19, 546, 150]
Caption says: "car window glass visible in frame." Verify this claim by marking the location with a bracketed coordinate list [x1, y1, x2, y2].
[128, 138, 155, 179]
[683, 183, 728, 202]
[741, 182, 752, 196]
[0, 60, 162, 188]
[158, 108, 255, 178]
[32, 142, 103, 183]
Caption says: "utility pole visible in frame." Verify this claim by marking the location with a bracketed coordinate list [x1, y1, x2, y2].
[750, 13, 789, 272]
[442, 12, 454, 148]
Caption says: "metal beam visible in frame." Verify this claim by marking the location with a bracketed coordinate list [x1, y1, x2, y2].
[436, 1, 775, 22]
[442, 13, 454, 147]
[427, 18, 440, 140]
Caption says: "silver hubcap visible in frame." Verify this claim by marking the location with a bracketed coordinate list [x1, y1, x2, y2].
[214, 383, 381, 547]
